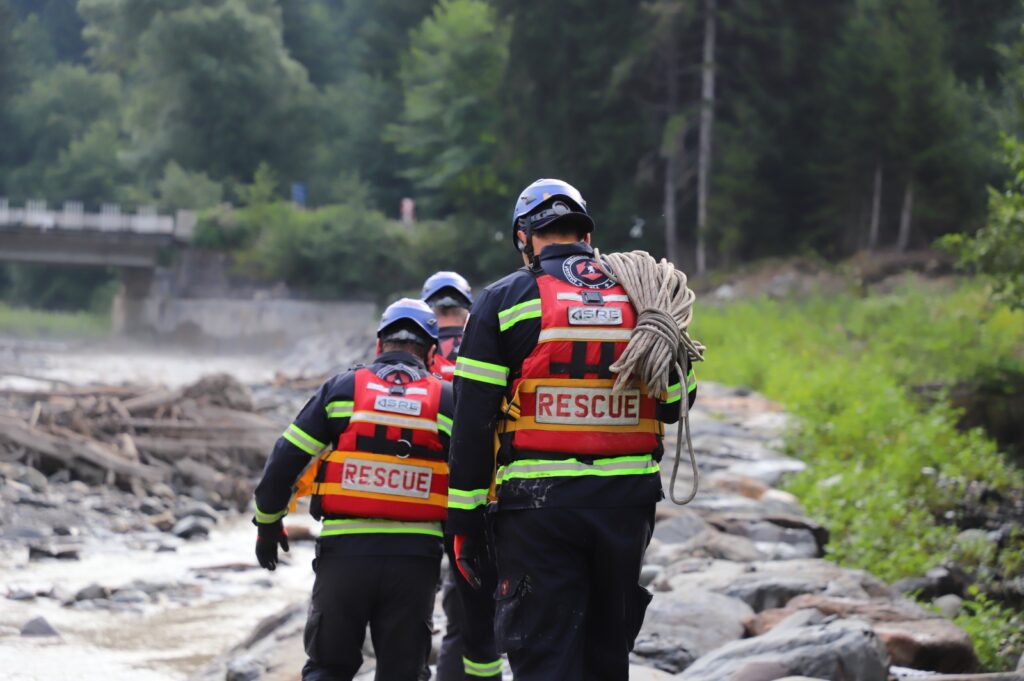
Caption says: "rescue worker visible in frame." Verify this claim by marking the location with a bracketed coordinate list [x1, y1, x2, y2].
[446, 179, 697, 680]
[420, 272, 503, 681]
[253, 298, 455, 681]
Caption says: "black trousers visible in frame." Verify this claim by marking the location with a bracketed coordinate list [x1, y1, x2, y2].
[436, 541, 500, 681]
[492, 505, 654, 681]
[301, 547, 440, 681]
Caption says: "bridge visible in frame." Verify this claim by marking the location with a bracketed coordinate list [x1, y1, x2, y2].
[0, 199, 196, 334]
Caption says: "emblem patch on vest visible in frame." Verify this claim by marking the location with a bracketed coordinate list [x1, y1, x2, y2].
[562, 256, 616, 289]
[374, 394, 423, 416]
[567, 306, 623, 326]
[342, 459, 433, 498]
[534, 386, 641, 425]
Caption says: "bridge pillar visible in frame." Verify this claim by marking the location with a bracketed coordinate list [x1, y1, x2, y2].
[112, 267, 155, 336]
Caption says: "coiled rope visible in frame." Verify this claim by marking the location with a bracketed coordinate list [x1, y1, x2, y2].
[593, 250, 705, 504]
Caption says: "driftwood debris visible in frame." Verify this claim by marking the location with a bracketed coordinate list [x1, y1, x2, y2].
[0, 373, 281, 501]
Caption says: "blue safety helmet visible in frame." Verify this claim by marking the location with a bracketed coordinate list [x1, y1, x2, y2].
[377, 298, 439, 346]
[511, 178, 594, 253]
[421, 271, 473, 309]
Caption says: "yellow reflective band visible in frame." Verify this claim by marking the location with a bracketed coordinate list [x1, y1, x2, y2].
[687, 368, 697, 392]
[254, 505, 287, 524]
[320, 518, 442, 538]
[283, 424, 327, 456]
[496, 455, 659, 483]
[665, 382, 682, 404]
[448, 487, 490, 510]
[464, 656, 503, 677]
[325, 400, 354, 419]
[498, 298, 542, 331]
[454, 357, 509, 387]
[437, 413, 453, 436]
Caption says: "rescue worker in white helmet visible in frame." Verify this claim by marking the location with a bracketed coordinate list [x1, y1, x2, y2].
[446, 179, 697, 680]
[420, 273, 502, 681]
[254, 298, 454, 681]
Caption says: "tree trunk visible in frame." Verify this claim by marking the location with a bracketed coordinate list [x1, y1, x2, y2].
[868, 162, 882, 251]
[897, 180, 914, 253]
[663, 29, 679, 265]
[696, 0, 716, 276]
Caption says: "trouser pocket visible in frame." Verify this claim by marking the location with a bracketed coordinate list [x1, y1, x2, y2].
[627, 584, 653, 651]
[493, 573, 527, 654]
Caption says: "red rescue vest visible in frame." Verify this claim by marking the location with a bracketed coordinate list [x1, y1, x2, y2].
[313, 368, 448, 521]
[430, 354, 456, 382]
[501, 273, 662, 457]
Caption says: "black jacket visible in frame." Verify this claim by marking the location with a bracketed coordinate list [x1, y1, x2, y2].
[446, 242, 697, 535]
[254, 351, 455, 556]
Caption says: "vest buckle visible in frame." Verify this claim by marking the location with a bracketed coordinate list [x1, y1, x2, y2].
[581, 291, 605, 305]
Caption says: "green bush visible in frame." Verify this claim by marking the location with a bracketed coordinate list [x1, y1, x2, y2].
[693, 278, 1024, 670]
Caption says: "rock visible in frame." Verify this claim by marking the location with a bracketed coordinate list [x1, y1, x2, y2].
[20, 616, 60, 637]
[172, 515, 213, 539]
[226, 656, 265, 681]
[0, 462, 48, 492]
[677, 619, 889, 681]
[111, 589, 150, 604]
[633, 589, 754, 673]
[75, 583, 111, 601]
[640, 564, 663, 588]
[705, 472, 771, 499]
[1017, 651, 1024, 672]
[705, 514, 823, 560]
[874, 619, 979, 674]
[652, 510, 711, 544]
[139, 499, 166, 515]
[745, 608, 827, 636]
[177, 500, 220, 523]
[28, 543, 80, 561]
[784, 594, 933, 622]
[934, 594, 963, 619]
[656, 558, 750, 591]
[6, 589, 35, 601]
[892, 565, 969, 600]
[149, 482, 176, 499]
[150, 510, 177, 532]
[652, 530, 765, 565]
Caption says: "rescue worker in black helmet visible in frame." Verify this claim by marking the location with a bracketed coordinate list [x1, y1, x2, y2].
[446, 179, 697, 680]
[420, 272, 502, 681]
[254, 298, 454, 681]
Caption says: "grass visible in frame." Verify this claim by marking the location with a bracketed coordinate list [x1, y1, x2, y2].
[0, 302, 111, 339]
[692, 276, 1024, 670]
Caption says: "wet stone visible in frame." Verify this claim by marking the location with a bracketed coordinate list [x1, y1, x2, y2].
[172, 515, 213, 539]
[20, 616, 60, 637]
[111, 589, 150, 604]
[75, 583, 111, 601]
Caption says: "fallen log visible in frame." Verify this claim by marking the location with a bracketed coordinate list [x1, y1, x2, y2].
[0, 415, 166, 483]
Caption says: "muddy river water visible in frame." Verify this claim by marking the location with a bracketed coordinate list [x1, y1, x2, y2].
[0, 516, 317, 680]
[0, 338, 324, 680]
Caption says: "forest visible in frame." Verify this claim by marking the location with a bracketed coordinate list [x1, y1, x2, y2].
[2, 0, 1024, 304]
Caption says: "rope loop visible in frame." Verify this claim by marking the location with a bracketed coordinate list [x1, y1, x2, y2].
[592, 249, 705, 505]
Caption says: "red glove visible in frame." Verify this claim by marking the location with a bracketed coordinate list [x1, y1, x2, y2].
[255, 520, 289, 571]
[453, 534, 484, 590]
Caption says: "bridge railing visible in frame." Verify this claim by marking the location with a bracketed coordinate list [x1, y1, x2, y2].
[0, 199, 191, 238]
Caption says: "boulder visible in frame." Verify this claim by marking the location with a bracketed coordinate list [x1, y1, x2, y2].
[75, 583, 111, 601]
[172, 515, 212, 539]
[704, 472, 771, 500]
[651, 530, 765, 565]
[226, 656, 265, 681]
[0, 462, 48, 492]
[933, 594, 963, 619]
[652, 510, 712, 545]
[655, 558, 750, 591]
[20, 616, 60, 637]
[633, 589, 753, 673]
[874, 619, 979, 674]
[677, 619, 888, 681]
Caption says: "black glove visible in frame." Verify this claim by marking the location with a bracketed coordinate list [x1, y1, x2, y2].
[255, 519, 289, 571]
[453, 533, 487, 590]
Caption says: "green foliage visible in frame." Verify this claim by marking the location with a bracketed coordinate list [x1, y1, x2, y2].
[942, 135, 1024, 308]
[0, 263, 117, 312]
[955, 587, 1024, 670]
[0, 302, 110, 338]
[695, 280, 1024, 669]
[156, 161, 222, 211]
[388, 0, 510, 215]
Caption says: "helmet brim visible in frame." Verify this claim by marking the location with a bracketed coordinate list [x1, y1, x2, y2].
[534, 211, 595, 235]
